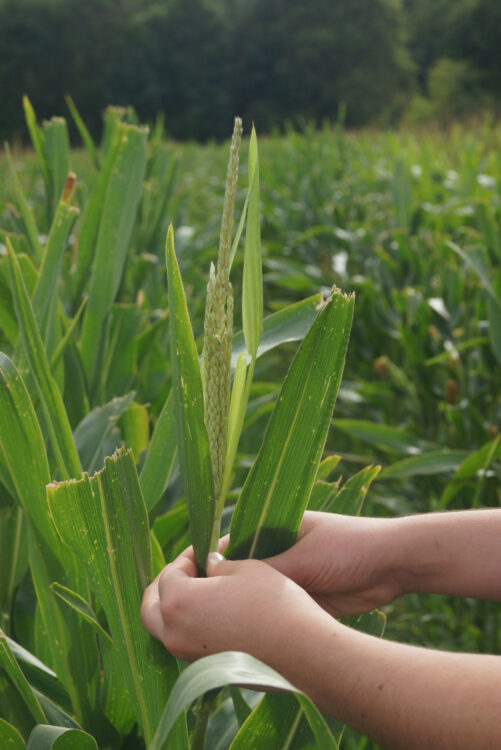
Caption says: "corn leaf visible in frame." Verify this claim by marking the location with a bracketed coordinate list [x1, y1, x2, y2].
[139, 390, 177, 512]
[226, 289, 354, 560]
[79, 125, 148, 389]
[328, 465, 381, 515]
[22, 96, 50, 188]
[46, 448, 187, 747]
[73, 392, 135, 473]
[0, 353, 54, 546]
[49, 583, 112, 645]
[0, 631, 47, 731]
[26, 726, 97, 750]
[166, 226, 215, 572]
[231, 293, 323, 368]
[42, 118, 70, 214]
[242, 127, 263, 360]
[334, 419, 433, 456]
[32, 196, 79, 344]
[379, 450, 469, 480]
[150, 651, 337, 750]
[5, 637, 71, 716]
[0, 719, 24, 750]
[4, 144, 42, 260]
[65, 95, 100, 170]
[6, 241, 81, 480]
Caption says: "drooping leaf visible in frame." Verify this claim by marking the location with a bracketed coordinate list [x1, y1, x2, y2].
[49, 584, 112, 645]
[231, 293, 323, 368]
[333, 419, 432, 456]
[379, 450, 469, 480]
[150, 652, 337, 750]
[5, 637, 72, 716]
[226, 289, 354, 560]
[0, 630, 46, 732]
[73, 392, 135, 473]
[26, 725, 97, 750]
[0, 718, 25, 750]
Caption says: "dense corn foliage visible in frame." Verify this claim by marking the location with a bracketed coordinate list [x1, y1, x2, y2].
[0, 103, 499, 749]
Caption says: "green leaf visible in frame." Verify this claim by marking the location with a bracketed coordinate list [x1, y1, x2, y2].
[440, 436, 501, 508]
[0, 718, 25, 750]
[42, 118, 70, 214]
[379, 450, 470, 480]
[166, 225, 215, 573]
[71, 127, 122, 302]
[0, 631, 46, 730]
[242, 126, 263, 360]
[488, 292, 501, 364]
[447, 241, 499, 303]
[119, 401, 149, 463]
[226, 290, 354, 560]
[4, 144, 42, 260]
[334, 419, 432, 456]
[73, 392, 135, 473]
[26, 726, 97, 750]
[229, 693, 320, 750]
[231, 293, 324, 368]
[6, 241, 81, 480]
[47, 448, 187, 747]
[5, 637, 72, 716]
[49, 583, 112, 645]
[79, 125, 148, 389]
[139, 390, 177, 512]
[229, 687, 252, 727]
[23, 96, 50, 188]
[307, 480, 340, 512]
[65, 95, 100, 170]
[150, 652, 337, 750]
[316, 455, 341, 481]
[0, 353, 54, 546]
[328, 465, 381, 516]
[32, 196, 79, 346]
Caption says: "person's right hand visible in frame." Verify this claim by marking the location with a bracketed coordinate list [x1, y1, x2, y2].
[263, 511, 405, 617]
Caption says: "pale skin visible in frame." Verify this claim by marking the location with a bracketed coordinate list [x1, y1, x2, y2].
[141, 510, 501, 749]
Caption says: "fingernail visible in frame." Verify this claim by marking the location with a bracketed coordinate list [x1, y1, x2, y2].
[208, 552, 224, 563]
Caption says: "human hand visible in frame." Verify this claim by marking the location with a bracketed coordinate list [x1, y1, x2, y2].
[140, 547, 325, 665]
[263, 511, 404, 617]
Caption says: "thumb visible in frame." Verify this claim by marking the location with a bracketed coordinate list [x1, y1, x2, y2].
[206, 551, 236, 577]
[263, 544, 302, 580]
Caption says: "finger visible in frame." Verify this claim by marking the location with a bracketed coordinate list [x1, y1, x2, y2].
[218, 534, 230, 554]
[140, 584, 165, 641]
[157, 555, 198, 600]
[206, 552, 239, 578]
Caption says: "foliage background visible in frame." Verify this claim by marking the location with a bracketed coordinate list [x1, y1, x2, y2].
[0, 0, 500, 142]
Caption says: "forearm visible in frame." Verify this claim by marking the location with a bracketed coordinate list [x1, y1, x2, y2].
[391, 509, 501, 600]
[269, 612, 501, 750]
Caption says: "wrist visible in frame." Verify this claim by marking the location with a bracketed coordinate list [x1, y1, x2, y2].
[390, 514, 445, 596]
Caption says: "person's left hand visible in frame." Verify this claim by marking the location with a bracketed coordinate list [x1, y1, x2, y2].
[140, 547, 321, 664]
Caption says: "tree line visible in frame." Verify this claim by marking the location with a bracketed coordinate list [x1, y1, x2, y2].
[0, 0, 499, 142]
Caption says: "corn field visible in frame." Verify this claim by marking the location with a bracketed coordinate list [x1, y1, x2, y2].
[0, 100, 499, 749]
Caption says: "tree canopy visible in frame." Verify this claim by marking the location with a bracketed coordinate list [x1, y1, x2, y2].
[0, 0, 498, 141]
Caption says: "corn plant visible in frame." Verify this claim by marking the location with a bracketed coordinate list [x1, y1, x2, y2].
[0, 102, 386, 749]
